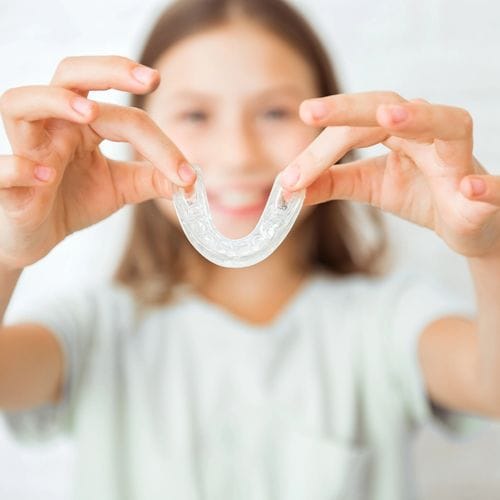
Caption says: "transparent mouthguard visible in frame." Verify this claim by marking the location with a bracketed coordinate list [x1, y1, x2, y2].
[173, 165, 305, 268]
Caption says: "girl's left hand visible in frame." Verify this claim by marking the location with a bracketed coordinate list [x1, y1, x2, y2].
[281, 92, 500, 258]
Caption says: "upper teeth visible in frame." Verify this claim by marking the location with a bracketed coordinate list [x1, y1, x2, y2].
[215, 191, 265, 208]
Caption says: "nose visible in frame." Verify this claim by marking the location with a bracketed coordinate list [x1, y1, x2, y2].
[215, 119, 263, 178]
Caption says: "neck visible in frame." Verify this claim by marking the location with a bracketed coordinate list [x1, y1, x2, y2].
[183, 219, 315, 324]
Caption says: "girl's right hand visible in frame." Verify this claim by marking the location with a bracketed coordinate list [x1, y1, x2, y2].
[0, 55, 196, 270]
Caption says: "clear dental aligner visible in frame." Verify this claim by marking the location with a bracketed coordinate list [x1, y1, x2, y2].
[173, 165, 305, 268]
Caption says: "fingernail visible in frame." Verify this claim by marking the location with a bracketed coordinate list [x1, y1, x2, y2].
[132, 65, 157, 85]
[34, 166, 55, 182]
[178, 162, 196, 184]
[281, 165, 300, 188]
[388, 105, 408, 124]
[71, 97, 93, 116]
[306, 100, 328, 120]
[469, 177, 486, 196]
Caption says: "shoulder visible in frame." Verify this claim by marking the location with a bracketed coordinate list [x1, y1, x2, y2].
[6, 281, 153, 342]
[311, 267, 471, 330]
[77, 283, 185, 338]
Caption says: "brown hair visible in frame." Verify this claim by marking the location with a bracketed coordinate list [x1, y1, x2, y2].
[114, 0, 389, 305]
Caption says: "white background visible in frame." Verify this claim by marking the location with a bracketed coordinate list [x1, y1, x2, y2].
[1, 0, 500, 498]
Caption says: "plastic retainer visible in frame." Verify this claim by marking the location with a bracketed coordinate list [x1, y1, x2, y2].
[173, 165, 305, 268]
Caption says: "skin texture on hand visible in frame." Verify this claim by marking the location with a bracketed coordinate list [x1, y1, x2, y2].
[280, 91, 500, 259]
[0, 55, 197, 269]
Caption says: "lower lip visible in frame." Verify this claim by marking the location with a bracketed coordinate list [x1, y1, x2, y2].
[207, 195, 268, 218]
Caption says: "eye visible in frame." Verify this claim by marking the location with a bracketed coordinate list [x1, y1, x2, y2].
[263, 108, 291, 120]
[181, 110, 208, 123]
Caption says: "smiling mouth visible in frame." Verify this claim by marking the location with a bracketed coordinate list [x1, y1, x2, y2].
[207, 187, 272, 217]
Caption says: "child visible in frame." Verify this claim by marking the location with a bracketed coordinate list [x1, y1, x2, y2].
[1, 0, 499, 498]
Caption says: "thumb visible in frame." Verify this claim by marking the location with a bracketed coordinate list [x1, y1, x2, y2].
[304, 155, 386, 206]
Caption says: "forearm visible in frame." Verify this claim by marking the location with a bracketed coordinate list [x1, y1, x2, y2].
[0, 263, 22, 326]
[468, 253, 500, 408]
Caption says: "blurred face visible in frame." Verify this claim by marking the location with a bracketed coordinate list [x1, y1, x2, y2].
[147, 19, 320, 238]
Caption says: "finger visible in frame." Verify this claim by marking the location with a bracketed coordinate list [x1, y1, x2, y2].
[0, 85, 98, 152]
[281, 125, 388, 191]
[0, 155, 56, 188]
[108, 159, 173, 204]
[460, 175, 500, 205]
[301, 92, 474, 174]
[51, 55, 160, 97]
[90, 103, 196, 188]
[301, 92, 472, 143]
[376, 101, 473, 142]
[304, 155, 387, 207]
[0, 85, 98, 123]
[299, 91, 406, 127]
[376, 101, 473, 172]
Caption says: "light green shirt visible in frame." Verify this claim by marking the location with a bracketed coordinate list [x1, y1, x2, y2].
[2, 270, 480, 500]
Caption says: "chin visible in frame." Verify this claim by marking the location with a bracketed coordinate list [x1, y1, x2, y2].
[212, 214, 261, 239]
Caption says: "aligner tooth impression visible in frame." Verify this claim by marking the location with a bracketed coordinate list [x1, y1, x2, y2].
[173, 165, 305, 268]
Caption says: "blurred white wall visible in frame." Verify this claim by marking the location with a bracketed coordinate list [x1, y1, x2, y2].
[0, 0, 499, 498]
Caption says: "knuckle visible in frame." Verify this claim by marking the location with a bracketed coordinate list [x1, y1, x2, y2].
[100, 55, 140, 79]
[337, 126, 355, 146]
[461, 109, 473, 135]
[103, 54, 133, 67]
[129, 167, 144, 203]
[325, 169, 335, 200]
[0, 88, 16, 113]
[151, 168, 166, 195]
[353, 167, 365, 198]
[128, 106, 150, 126]
[0, 163, 17, 189]
[410, 97, 429, 105]
[2, 187, 36, 218]
[55, 56, 76, 75]
[299, 147, 323, 172]
[331, 93, 347, 110]
[383, 91, 403, 103]
[125, 107, 152, 128]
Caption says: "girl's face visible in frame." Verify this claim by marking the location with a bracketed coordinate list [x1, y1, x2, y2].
[147, 18, 320, 239]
